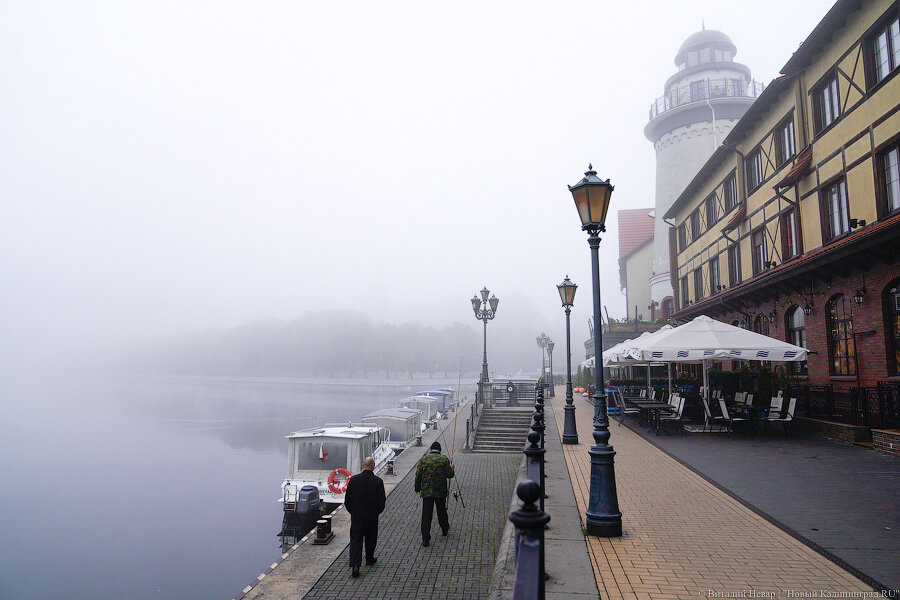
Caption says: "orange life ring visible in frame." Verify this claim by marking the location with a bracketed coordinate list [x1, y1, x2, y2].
[327, 468, 351, 494]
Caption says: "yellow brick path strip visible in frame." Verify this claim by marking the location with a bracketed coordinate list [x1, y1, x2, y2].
[551, 393, 874, 600]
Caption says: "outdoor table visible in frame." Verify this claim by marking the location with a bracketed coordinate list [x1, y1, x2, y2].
[630, 400, 675, 433]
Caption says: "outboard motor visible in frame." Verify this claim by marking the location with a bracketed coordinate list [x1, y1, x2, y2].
[296, 485, 321, 516]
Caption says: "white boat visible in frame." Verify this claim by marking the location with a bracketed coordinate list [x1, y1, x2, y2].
[361, 408, 423, 452]
[415, 389, 455, 412]
[280, 423, 393, 511]
[399, 395, 439, 422]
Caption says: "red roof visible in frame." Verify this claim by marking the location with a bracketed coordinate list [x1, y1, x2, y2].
[618, 208, 655, 259]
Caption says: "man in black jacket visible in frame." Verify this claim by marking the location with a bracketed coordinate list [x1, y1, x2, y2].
[343, 456, 386, 578]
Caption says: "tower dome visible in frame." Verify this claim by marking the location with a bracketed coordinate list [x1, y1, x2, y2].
[674, 29, 736, 67]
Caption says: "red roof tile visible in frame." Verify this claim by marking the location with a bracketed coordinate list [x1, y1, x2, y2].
[618, 208, 655, 259]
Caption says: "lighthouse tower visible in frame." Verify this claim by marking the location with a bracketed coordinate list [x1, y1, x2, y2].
[644, 28, 761, 315]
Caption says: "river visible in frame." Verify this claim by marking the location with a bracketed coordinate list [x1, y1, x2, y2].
[0, 372, 473, 600]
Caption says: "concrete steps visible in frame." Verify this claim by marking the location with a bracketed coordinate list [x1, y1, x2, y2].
[472, 407, 534, 453]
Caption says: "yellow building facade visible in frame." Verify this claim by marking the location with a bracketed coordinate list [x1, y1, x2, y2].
[665, 0, 900, 393]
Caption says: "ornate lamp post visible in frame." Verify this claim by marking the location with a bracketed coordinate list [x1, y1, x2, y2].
[558, 276, 578, 444]
[547, 341, 555, 397]
[471, 287, 499, 384]
[568, 164, 622, 537]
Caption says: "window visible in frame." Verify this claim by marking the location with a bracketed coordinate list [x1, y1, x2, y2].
[813, 74, 840, 133]
[878, 144, 900, 215]
[687, 51, 698, 67]
[753, 314, 769, 337]
[728, 244, 741, 286]
[775, 117, 795, 166]
[827, 294, 856, 375]
[693, 268, 703, 301]
[709, 257, 720, 293]
[690, 210, 701, 240]
[662, 299, 674, 318]
[691, 80, 707, 102]
[705, 194, 718, 227]
[747, 149, 764, 190]
[680, 275, 689, 307]
[785, 306, 808, 375]
[781, 208, 801, 260]
[678, 223, 687, 251]
[714, 49, 724, 62]
[821, 179, 850, 241]
[751, 228, 767, 274]
[723, 174, 737, 211]
[869, 13, 900, 86]
[700, 48, 711, 64]
[887, 279, 900, 376]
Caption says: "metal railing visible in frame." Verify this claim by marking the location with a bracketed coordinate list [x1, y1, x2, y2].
[787, 383, 900, 428]
[649, 78, 765, 120]
[490, 379, 540, 406]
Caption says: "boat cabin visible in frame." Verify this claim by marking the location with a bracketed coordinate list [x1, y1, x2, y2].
[361, 408, 423, 449]
[415, 389, 455, 412]
[398, 395, 439, 421]
[281, 423, 392, 507]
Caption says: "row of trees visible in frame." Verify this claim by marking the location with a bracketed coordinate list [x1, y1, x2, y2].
[119, 310, 489, 378]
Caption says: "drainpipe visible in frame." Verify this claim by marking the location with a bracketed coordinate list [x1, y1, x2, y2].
[705, 98, 717, 149]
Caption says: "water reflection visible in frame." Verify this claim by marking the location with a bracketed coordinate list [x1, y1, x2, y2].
[0, 373, 470, 600]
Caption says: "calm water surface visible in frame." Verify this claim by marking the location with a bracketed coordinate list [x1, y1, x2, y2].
[0, 373, 468, 600]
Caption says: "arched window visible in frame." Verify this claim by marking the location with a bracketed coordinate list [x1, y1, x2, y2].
[662, 299, 674, 318]
[827, 294, 856, 375]
[753, 314, 769, 336]
[886, 279, 900, 376]
[785, 306, 808, 375]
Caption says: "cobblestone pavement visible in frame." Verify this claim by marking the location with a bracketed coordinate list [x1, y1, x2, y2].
[552, 393, 877, 600]
[301, 415, 521, 600]
[620, 411, 899, 591]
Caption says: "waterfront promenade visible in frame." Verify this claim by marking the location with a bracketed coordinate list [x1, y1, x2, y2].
[237, 399, 521, 600]
[552, 392, 885, 599]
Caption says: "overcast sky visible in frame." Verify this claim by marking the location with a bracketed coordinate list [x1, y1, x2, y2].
[0, 1, 832, 364]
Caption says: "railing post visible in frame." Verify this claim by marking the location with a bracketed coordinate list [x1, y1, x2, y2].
[524, 430, 545, 513]
[509, 480, 551, 600]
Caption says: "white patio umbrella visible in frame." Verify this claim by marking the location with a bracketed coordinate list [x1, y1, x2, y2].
[623, 315, 808, 397]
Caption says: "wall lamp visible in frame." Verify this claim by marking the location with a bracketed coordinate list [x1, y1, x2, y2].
[853, 287, 866, 305]
[803, 301, 813, 316]
[767, 309, 777, 324]
[849, 218, 866, 229]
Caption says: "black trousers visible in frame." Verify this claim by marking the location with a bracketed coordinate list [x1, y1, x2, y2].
[348, 515, 378, 568]
[420, 497, 449, 542]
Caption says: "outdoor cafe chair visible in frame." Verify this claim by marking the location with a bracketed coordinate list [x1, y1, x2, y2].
[766, 397, 797, 435]
[615, 390, 640, 426]
[701, 396, 726, 432]
[719, 399, 749, 434]
[659, 395, 686, 435]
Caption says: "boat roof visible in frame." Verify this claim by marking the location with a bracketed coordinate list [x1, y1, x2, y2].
[362, 408, 422, 419]
[286, 423, 383, 439]
[401, 395, 437, 403]
[416, 389, 452, 395]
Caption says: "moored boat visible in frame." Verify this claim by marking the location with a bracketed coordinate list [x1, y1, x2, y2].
[281, 423, 392, 512]
[399, 395, 439, 422]
[415, 389, 455, 412]
[361, 407, 423, 452]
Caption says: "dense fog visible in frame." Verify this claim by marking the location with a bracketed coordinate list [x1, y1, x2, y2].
[0, 1, 827, 377]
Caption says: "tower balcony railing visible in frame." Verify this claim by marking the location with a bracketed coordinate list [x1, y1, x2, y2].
[649, 78, 765, 120]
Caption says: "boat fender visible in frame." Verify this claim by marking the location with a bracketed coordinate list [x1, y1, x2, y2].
[327, 468, 351, 494]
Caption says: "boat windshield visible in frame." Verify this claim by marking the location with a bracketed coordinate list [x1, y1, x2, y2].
[292, 440, 349, 471]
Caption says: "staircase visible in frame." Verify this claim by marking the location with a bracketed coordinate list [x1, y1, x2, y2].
[472, 407, 535, 452]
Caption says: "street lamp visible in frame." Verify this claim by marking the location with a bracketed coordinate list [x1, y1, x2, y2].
[558, 276, 578, 444]
[472, 287, 499, 384]
[547, 341, 555, 397]
[568, 164, 622, 537]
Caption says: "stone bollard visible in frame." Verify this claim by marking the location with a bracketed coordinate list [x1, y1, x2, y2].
[509, 480, 551, 600]
[416, 435, 423, 447]
[387, 459, 395, 476]
[322, 514, 333, 535]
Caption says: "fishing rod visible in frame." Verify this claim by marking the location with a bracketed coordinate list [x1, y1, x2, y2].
[450, 359, 466, 508]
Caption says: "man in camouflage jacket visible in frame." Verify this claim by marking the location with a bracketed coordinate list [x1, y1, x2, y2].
[414, 441, 455, 546]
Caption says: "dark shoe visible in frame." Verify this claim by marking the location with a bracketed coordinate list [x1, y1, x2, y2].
[422, 540, 429, 547]
[365, 557, 377, 565]
[351, 568, 360, 578]
[442, 529, 449, 536]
